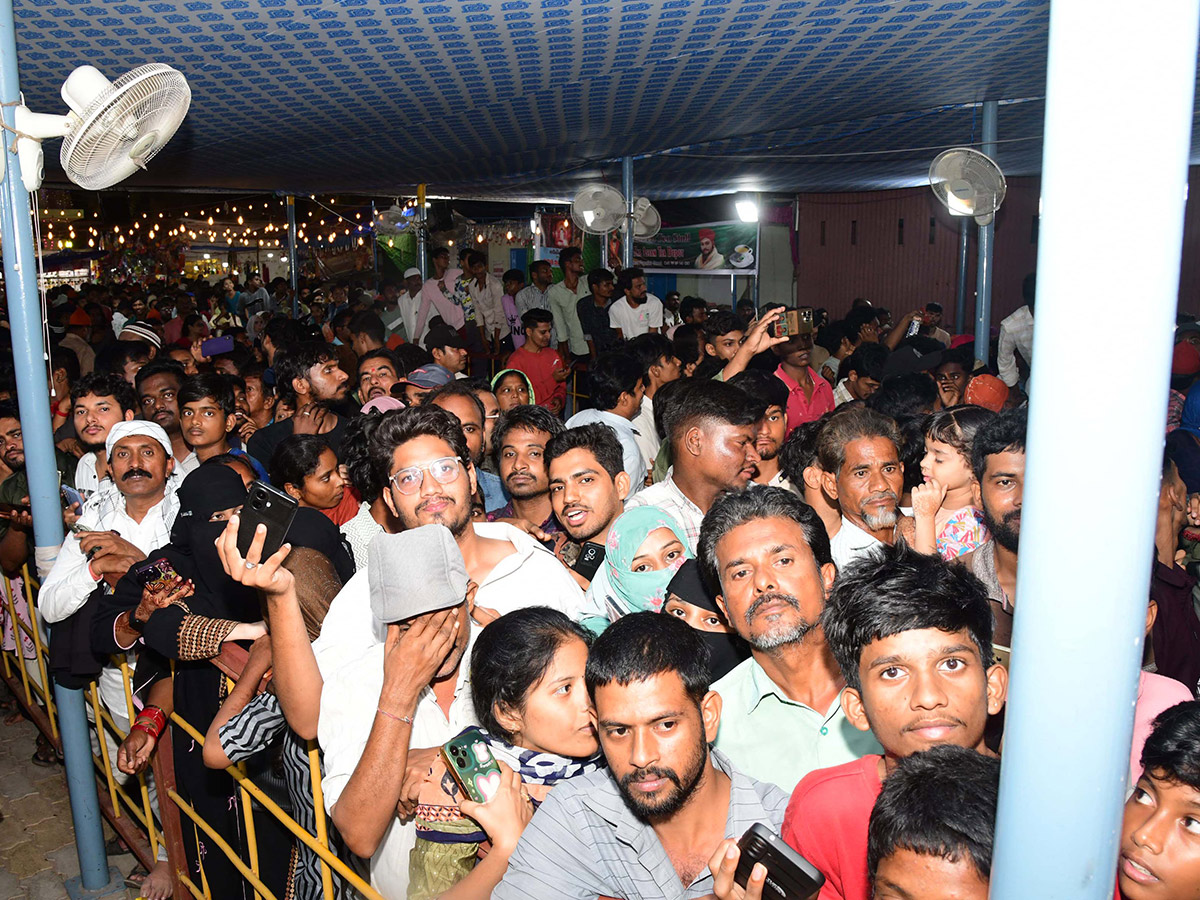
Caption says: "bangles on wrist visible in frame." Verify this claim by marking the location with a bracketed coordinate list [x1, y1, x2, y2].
[133, 705, 167, 740]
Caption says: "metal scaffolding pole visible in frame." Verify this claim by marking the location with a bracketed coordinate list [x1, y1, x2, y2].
[973, 100, 997, 362]
[955, 218, 970, 331]
[0, 1, 119, 893]
[286, 194, 298, 318]
[417, 183, 428, 281]
[990, 0, 1200, 896]
[621, 156, 634, 270]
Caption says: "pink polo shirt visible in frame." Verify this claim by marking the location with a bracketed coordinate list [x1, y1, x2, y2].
[775, 364, 835, 432]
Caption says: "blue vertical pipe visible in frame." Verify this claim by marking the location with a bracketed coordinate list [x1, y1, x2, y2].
[0, 2, 112, 890]
[417, 184, 428, 281]
[286, 194, 298, 317]
[990, 0, 1200, 895]
[621, 156, 634, 271]
[954, 218, 969, 332]
[973, 100, 997, 362]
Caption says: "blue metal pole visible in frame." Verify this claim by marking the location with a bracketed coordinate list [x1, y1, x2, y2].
[973, 100, 997, 362]
[0, 2, 114, 892]
[955, 218, 969, 332]
[990, 0, 1200, 895]
[286, 194, 298, 317]
[621, 156, 634, 271]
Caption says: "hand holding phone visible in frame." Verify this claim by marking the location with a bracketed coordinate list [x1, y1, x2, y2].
[441, 728, 504, 804]
[236, 482, 298, 560]
[731, 824, 824, 899]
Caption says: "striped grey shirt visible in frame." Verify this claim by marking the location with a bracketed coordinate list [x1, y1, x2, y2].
[494, 749, 788, 900]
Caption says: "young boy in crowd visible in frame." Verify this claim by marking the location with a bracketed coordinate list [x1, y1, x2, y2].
[867, 745, 1001, 900]
[782, 543, 1008, 900]
[178, 374, 268, 480]
[1119, 700, 1200, 900]
[507, 308, 568, 414]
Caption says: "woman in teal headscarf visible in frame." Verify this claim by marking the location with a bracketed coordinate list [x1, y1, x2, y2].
[584, 506, 691, 627]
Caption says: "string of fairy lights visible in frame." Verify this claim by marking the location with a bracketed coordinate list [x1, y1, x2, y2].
[31, 194, 546, 256]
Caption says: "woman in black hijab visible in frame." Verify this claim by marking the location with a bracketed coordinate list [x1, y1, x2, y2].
[663, 560, 751, 682]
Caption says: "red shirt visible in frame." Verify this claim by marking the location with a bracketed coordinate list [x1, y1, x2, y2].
[508, 345, 567, 410]
[782, 755, 883, 900]
[320, 485, 361, 527]
[775, 364, 835, 433]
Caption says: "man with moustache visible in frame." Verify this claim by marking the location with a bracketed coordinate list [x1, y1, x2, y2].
[424, 380, 507, 514]
[487, 405, 564, 535]
[819, 407, 911, 570]
[69, 373, 138, 498]
[40, 421, 180, 767]
[0, 401, 80, 573]
[312, 407, 586, 680]
[494, 613, 788, 899]
[248, 341, 352, 463]
[699, 487, 882, 792]
[134, 359, 194, 471]
[954, 407, 1025, 667]
[356, 349, 401, 403]
[546, 425, 632, 622]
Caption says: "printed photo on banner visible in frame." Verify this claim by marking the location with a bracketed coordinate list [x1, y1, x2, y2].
[632, 220, 758, 273]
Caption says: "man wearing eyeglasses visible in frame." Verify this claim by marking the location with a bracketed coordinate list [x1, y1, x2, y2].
[313, 405, 586, 679]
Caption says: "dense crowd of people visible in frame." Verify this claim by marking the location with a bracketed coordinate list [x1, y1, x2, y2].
[0, 248, 1196, 900]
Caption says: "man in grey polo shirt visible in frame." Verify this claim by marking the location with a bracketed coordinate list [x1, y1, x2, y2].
[494, 613, 787, 900]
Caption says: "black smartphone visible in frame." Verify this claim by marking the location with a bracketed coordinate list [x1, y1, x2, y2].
[131, 557, 181, 594]
[201, 334, 235, 357]
[236, 481, 298, 560]
[735, 824, 825, 899]
[572, 541, 606, 581]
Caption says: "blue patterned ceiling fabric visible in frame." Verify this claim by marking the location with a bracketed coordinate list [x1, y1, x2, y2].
[7, 0, 1198, 198]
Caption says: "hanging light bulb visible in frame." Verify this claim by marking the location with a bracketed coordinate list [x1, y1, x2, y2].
[506, 231, 513, 240]
[476, 233, 485, 243]
[387, 238, 394, 247]
[237, 216, 244, 225]
[207, 217, 214, 226]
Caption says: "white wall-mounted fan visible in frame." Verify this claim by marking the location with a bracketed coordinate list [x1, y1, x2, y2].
[13, 63, 191, 192]
[570, 184, 661, 239]
[929, 148, 1007, 226]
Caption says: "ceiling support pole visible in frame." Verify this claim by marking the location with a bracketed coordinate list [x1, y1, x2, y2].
[973, 99, 998, 363]
[990, 0, 1200, 896]
[621, 156, 634, 271]
[955, 218, 969, 332]
[286, 194, 298, 317]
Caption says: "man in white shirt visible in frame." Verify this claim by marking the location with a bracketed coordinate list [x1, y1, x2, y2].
[607, 267, 663, 340]
[312, 405, 586, 678]
[319, 525, 479, 899]
[465, 249, 508, 353]
[997, 273, 1036, 387]
[40, 421, 180, 761]
[625, 333, 682, 471]
[818, 406, 911, 569]
[626, 379, 764, 547]
[69, 372, 138, 500]
[564, 352, 648, 494]
[397, 267, 427, 345]
[241, 273, 273, 318]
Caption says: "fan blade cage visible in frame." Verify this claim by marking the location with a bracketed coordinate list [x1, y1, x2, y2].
[571, 185, 627, 235]
[928, 148, 1007, 219]
[61, 64, 191, 191]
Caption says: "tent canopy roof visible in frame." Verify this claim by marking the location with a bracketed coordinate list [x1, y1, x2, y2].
[10, 0, 1198, 199]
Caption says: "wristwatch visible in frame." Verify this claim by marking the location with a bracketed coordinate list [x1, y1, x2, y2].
[127, 607, 148, 632]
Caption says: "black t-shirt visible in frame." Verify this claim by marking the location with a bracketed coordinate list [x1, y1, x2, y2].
[247, 413, 348, 473]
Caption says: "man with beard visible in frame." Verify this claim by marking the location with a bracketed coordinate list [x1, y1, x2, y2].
[69, 372, 138, 498]
[423, 380, 506, 514]
[40, 422, 178, 831]
[626, 380, 765, 545]
[546, 425, 631, 600]
[819, 407, 911, 570]
[954, 407, 1024, 668]
[728, 369, 791, 489]
[699, 487, 882, 791]
[487, 405, 564, 534]
[0, 401, 79, 572]
[357, 348, 401, 403]
[312, 407, 585, 681]
[134, 359, 193, 471]
[494, 613, 788, 899]
[247, 341, 351, 464]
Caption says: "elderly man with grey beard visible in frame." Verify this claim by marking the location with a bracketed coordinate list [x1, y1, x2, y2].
[817, 406, 912, 570]
[698, 487, 881, 792]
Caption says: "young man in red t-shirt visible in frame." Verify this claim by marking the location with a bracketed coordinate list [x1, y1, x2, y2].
[506, 308, 567, 415]
[781, 543, 1008, 900]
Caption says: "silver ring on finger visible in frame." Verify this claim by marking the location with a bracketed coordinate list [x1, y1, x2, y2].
[244, 561, 257, 570]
